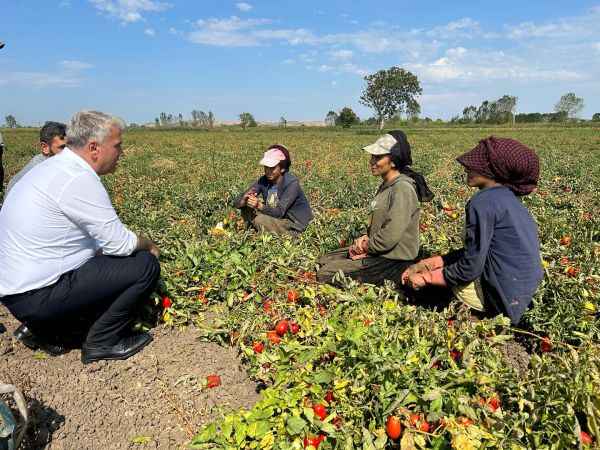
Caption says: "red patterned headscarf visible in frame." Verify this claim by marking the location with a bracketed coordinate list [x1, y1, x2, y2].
[457, 137, 540, 196]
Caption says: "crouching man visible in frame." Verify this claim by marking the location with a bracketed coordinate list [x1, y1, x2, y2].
[0, 111, 160, 364]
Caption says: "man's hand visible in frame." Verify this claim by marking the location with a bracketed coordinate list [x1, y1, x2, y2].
[136, 235, 160, 259]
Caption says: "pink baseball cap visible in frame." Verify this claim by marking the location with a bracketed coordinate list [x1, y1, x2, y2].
[259, 148, 287, 167]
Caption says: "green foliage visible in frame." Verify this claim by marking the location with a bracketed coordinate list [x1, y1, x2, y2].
[360, 67, 422, 129]
[2, 126, 599, 448]
[240, 112, 258, 129]
[554, 92, 585, 119]
[337, 108, 360, 128]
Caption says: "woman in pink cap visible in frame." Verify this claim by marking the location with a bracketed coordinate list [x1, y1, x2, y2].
[234, 144, 313, 235]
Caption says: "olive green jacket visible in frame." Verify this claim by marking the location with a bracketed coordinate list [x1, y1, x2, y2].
[367, 173, 420, 260]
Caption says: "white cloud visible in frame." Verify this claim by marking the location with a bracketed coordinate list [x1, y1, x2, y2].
[506, 7, 600, 40]
[282, 58, 295, 64]
[235, 2, 252, 12]
[594, 42, 600, 52]
[60, 60, 94, 71]
[0, 60, 93, 88]
[426, 17, 480, 39]
[90, 0, 171, 23]
[59, 0, 71, 7]
[407, 47, 585, 83]
[144, 28, 156, 36]
[188, 16, 318, 47]
[330, 49, 353, 61]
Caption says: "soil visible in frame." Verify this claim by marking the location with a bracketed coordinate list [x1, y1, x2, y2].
[0, 306, 260, 449]
[499, 340, 531, 376]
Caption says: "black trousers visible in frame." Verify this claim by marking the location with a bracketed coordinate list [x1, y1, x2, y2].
[2, 251, 160, 347]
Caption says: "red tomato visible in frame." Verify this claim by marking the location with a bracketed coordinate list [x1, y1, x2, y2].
[290, 322, 300, 335]
[386, 415, 402, 440]
[541, 337, 553, 353]
[419, 421, 431, 433]
[206, 375, 221, 388]
[409, 414, 421, 427]
[303, 436, 322, 448]
[560, 236, 572, 246]
[275, 320, 289, 336]
[266, 330, 281, 345]
[161, 296, 172, 309]
[458, 417, 474, 427]
[252, 342, 264, 354]
[450, 349, 462, 361]
[263, 300, 273, 313]
[313, 403, 327, 421]
[581, 431, 593, 446]
[287, 289, 300, 303]
[488, 396, 500, 412]
[324, 390, 334, 403]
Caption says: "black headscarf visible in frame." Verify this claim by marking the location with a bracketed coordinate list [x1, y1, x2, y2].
[387, 130, 434, 202]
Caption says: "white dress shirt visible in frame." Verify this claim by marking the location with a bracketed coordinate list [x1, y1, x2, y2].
[0, 148, 137, 297]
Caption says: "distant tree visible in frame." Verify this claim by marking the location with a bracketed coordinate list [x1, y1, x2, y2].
[324, 111, 338, 127]
[208, 111, 215, 128]
[279, 116, 287, 128]
[495, 95, 518, 124]
[337, 107, 360, 128]
[5, 115, 18, 128]
[154, 118, 160, 127]
[360, 66, 422, 130]
[239, 112, 257, 129]
[159, 112, 169, 126]
[592, 113, 600, 122]
[178, 113, 184, 126]
[554, 92, 584, 119]
[461, 105, 477, 123]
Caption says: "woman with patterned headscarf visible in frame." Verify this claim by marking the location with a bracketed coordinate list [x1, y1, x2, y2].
[403, 137, 543, 325]
[317, 130, 433, 287]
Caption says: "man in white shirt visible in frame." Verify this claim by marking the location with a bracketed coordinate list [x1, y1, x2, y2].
[5, 121, 67, 196]
[0, 130, 4, 195]
[0, 110, 160, 364]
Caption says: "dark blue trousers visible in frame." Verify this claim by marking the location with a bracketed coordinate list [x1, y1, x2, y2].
[2, 251, 160, 347]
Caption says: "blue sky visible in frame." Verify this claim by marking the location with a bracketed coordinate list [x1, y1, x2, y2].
[1, 0, 600, 125]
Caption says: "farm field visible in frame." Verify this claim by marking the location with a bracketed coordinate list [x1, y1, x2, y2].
[1, 125, 600, 449]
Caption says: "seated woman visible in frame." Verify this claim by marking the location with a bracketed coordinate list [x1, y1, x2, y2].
[403, 137, 543, 325]
[234, 144, 313, 235]
[317, 130, 433, 287]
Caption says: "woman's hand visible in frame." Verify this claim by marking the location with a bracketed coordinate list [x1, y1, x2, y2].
[246, 194, 259, 209]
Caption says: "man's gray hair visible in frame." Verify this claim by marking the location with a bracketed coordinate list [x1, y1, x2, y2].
[66, 110, 125, 149]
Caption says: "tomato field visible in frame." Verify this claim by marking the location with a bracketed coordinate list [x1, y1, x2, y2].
[2, 125, 600, 449]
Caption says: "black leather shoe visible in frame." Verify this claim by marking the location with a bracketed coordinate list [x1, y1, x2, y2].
[81, 333, 153, 364]
[13, 324, 68, 356]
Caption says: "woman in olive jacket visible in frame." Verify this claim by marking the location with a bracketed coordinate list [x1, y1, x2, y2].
[317, 130, 433, 287]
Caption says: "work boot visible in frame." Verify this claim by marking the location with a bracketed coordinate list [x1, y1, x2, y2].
[81, 332, 153, 364]
[13, 324, 68, 356]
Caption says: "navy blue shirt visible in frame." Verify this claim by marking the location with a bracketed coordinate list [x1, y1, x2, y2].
[235, 172, 313, 231]
[443, 186, 543, 324]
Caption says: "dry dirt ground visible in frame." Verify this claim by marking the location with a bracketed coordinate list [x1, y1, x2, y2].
[0, 306, 260, 449]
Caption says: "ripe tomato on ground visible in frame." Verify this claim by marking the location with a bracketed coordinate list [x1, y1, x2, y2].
[161, 296, 172, 309]
[206, 375, 221, 388]
[580, 431, 593, 445]
[541, 337, 553, 352]
[266, 330, 281, 345]
[386, 415, 402, 440]
[290, 322, 300, 334]
[275, 320, 289, 336]
[252, 342, 264, 353]
[313, 403, 327, 421]
[287, 289, 300, 303]
[324, 390, 334, 403]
